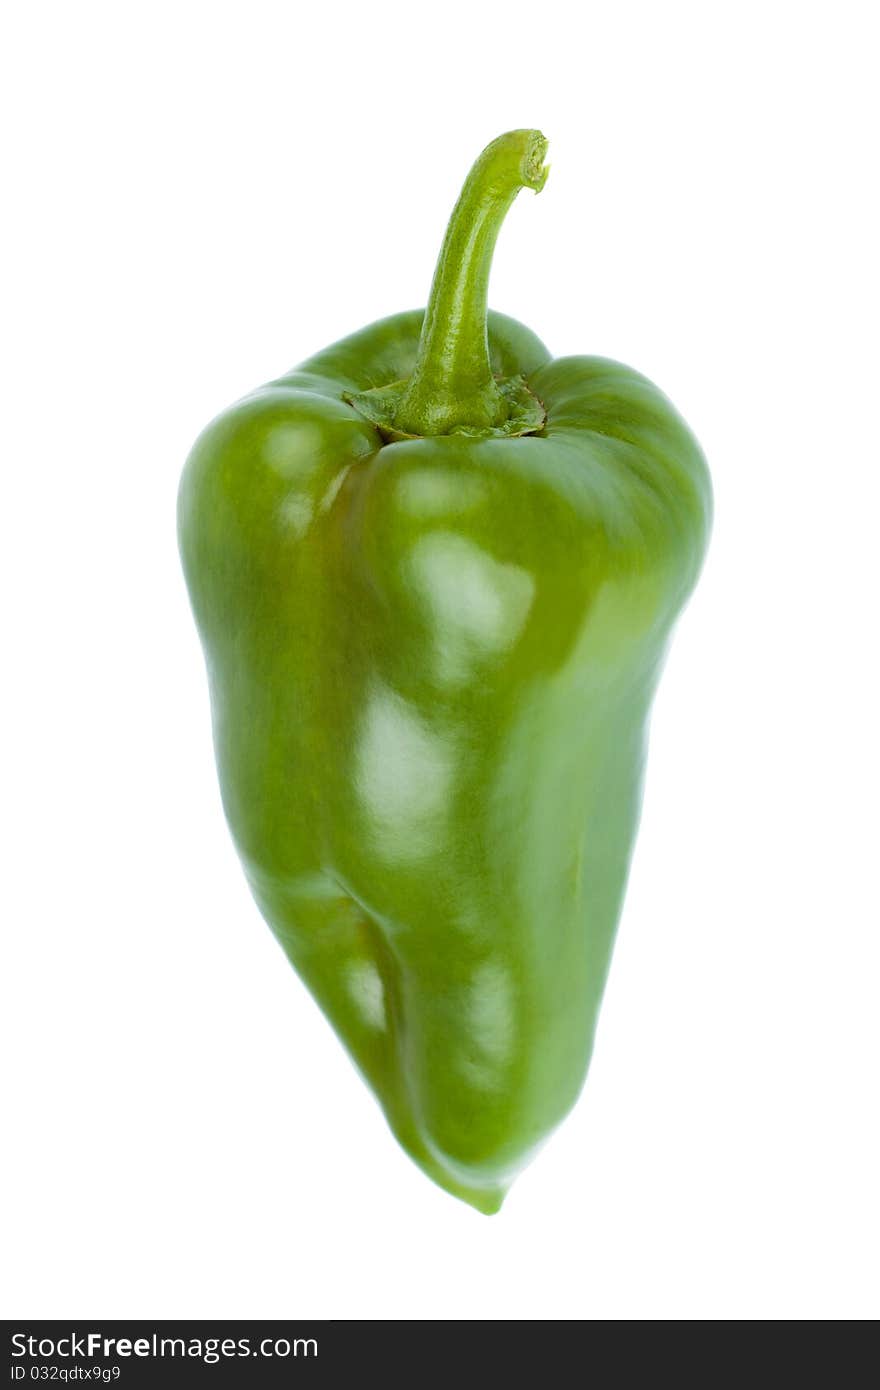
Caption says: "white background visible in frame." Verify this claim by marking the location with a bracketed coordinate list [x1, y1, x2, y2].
[2, 1, 878, 1321]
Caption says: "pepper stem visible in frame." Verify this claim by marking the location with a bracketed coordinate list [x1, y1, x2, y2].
[392, 130, 549, 438]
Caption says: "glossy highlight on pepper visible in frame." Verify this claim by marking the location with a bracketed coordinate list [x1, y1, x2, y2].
[178, 130, 712, 1213]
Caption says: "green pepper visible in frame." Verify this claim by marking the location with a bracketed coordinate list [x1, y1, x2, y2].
[178, 130, 711, 1213]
